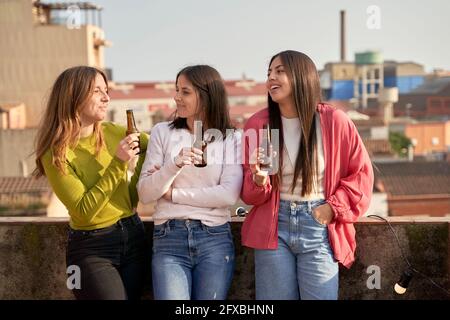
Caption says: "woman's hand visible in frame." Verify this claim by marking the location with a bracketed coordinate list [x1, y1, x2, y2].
[116, 133, 140, 162]
[162, 186, 173, 201]
[146, 165, 172, 201]
[174, 147, 203, 168]
[312, 203, 334, 225]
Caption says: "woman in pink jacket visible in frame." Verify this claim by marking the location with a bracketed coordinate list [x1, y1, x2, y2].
[241, 50, 374, 300]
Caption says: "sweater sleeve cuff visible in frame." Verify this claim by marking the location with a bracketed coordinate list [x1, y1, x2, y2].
[172, 188, 181, 203]
[111, 156, 128, 171]
[326, 195, 351, 221]
[165, 157, 183, 174]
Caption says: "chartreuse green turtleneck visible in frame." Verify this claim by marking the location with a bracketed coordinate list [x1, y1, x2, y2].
[41, 121, 148, 230]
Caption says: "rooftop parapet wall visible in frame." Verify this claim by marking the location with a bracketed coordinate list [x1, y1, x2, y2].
[0, 217, 448, 300]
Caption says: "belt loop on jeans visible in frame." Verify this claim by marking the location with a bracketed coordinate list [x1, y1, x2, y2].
[308, 201, 312, 212]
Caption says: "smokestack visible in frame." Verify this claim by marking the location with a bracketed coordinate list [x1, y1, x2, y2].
[340, 10, 346, 62]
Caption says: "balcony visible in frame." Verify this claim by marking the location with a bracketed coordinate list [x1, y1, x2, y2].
[33, 1, 104, 28]
[0, 216, 448, 300]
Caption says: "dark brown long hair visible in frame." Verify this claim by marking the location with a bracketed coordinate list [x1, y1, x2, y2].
[33, 66, 108, 177]
[170, 65, 233, 136]
[268, 50, 322, 196]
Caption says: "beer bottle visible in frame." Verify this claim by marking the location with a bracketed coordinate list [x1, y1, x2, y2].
[260, 123, 273, 173]
[126, 109, 140, 154]
[193, 120, 207, 168]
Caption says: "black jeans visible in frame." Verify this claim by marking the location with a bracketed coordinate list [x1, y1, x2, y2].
[66, 214, 148, 300]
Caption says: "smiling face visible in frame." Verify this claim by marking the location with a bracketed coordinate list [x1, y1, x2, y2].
[174, 73, 201, 120]
[266, 55, 293, 106]
[79, 73, 110, 125]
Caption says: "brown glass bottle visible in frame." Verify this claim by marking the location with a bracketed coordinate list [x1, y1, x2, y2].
[260, 123, 273, 172]
[126, 109, 140, 154]
[193, 121, 207, 167]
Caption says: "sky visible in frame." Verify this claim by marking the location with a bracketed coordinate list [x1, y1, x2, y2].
[48, 0, 450, 82]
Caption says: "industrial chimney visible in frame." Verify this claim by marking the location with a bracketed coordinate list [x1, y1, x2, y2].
[340, 10, 346, 62]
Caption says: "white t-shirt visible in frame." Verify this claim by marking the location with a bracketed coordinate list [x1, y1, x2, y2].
[280, 113, 325, 201]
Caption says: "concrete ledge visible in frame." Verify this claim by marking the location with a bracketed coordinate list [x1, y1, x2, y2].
[0, 217, 449, 300]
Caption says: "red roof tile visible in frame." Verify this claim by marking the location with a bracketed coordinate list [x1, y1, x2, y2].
[229, 105, 266, 118]
[363, 139, 393, 156]
[109, 80, 267, 100]
[0, 177, 51, 194]
[374, 161, 450, 196]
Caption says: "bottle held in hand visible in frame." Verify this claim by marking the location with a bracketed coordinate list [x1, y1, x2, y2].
[193, 120, 207, 168]
[126, 109, 140, 155]
[260, 123, 273, 174]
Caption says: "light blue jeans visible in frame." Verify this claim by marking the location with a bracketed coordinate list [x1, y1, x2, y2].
[152, 219, 235, 300]
[255, 199, 339, 300]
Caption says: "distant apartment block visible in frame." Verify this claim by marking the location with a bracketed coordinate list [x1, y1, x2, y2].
[320, 52, 426, 107]
[394, 77, 450, 119]
[0, 0, 110, 128]
[0, 103, 26, 129]
[108, 78, 267, 131]
[405, 121, 450, 156]
[359, 76, 450, 120]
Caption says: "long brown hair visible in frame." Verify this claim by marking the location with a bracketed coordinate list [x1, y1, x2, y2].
[268, 50, 322, 196]
[170, 65, 233, 136]
[33, 66, 108, 177]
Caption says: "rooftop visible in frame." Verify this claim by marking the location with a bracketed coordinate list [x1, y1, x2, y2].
[108, 79, 267, 100]
[410, 77, 450, 95]
[0, 176, 50, 194]
[374, 161, 450, 196]
[34, 1, 102, 11]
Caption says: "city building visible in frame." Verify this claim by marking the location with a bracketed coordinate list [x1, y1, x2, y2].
[0, 176, 69, 217]
[0, 103, 26, 129]
[374, 161, 450, 216]
[107, 78, 267, 131]
[0, 0, 110, 128]
[394, 77, 450, 119]
[405, 120, 450, 156]
[320, 57, 425, 106]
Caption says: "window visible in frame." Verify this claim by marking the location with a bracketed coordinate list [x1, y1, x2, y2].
[431, 137, 439, 146]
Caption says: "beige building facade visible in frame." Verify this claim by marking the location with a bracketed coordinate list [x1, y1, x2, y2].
[405, 121, 450, 155]
[0, 0, 109, 128]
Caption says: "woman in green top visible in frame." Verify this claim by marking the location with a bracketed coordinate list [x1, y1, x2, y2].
[33, 66, 149, 300]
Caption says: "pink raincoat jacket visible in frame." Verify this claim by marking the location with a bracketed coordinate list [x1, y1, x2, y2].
[240, 103, 374, 268]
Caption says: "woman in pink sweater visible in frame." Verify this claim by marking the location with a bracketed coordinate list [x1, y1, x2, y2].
[138, 65, 242, 300]
[241, 50, 374, 300]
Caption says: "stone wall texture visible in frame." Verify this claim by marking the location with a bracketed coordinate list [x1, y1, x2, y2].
[0, 217, 449, 300]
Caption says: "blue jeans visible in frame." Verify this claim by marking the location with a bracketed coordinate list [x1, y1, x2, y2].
[152, 219, 235, 300]
[255, 199, 339, 300]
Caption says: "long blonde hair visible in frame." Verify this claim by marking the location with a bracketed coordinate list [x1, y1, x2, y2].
[33, 66, 107, 177]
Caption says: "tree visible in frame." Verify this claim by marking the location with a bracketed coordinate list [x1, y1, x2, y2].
[389, 132, 412, 157]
